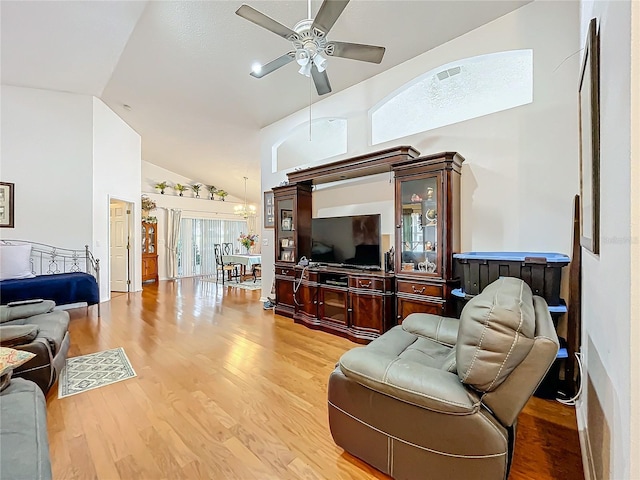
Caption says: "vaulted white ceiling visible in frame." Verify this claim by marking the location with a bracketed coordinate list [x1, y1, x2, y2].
[1, 0, 529, 203]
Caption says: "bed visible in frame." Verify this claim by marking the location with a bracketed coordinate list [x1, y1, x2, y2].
[0, 240, 100, 316]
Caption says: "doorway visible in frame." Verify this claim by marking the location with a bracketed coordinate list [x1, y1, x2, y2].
[109, 199, 133, 292]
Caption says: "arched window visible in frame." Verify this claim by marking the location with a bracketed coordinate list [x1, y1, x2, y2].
[370, 50, 533, 145]
[274, 118, 348, 172]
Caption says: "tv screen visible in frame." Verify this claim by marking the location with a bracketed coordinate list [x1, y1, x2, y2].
[311, 214, 381, 267]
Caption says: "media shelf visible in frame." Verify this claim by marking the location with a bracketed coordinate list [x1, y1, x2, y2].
[292, 265, 395, 344]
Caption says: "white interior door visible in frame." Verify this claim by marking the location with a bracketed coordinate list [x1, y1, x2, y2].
[110, 200, 130, 292]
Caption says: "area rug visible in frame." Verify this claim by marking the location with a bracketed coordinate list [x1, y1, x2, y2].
[58, 347, 136, 399]
[202, 278, 262, 291]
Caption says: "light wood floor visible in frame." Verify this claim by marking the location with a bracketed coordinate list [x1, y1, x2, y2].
[46, 279, 584, 479]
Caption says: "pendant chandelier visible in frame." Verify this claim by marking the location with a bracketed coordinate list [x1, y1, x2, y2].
[234, 176, 257, 219]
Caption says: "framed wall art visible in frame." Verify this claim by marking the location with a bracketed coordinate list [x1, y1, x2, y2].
[0, 182, 15, 228]
[264, 191, 275, 228]
[579, 18, 600, 254]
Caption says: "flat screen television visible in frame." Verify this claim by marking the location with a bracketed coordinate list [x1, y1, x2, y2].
[311, 214, 381, 268]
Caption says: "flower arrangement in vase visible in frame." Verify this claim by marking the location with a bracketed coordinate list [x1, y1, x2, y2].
[141, 195, 157, 213]
[191, 183, 202, 198]
[207, 185, 217, 200]
[239, 233, 259, 253]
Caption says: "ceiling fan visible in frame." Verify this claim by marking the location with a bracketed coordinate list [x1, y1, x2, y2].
[236, 0, 386, 96]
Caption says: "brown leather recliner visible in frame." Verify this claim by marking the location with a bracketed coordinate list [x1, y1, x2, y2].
[328, 277, 559, 480]
[0, 300, 70, 394]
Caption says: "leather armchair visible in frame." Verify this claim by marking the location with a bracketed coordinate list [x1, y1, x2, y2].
[0, 301, 70, 394]
[328, 277, 559, 480]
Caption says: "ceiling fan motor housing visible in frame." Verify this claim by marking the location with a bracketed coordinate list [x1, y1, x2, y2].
[291, 20, 330, 67]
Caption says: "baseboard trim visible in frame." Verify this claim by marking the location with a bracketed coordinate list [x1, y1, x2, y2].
[575, 399, 596, 480]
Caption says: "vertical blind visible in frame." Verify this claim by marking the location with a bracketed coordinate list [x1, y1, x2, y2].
[177, 218, 247, 277]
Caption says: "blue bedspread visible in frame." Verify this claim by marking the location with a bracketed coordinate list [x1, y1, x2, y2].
[0, 272, 99, 306]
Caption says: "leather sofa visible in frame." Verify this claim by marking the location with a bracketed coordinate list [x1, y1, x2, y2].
[0, 377, 52, 480]
[0, 300, 70, 393]
[328, 277, 559, 480]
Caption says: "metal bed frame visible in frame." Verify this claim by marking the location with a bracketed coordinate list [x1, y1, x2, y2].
[1, 239, 101, 316]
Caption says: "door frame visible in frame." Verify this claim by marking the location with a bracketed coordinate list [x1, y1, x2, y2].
[108, 195, 136, 293]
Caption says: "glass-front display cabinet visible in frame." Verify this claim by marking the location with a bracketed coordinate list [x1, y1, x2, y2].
[398, 176, 440, 276]
[142, 221, 158, 283]
[272, 183, 312, 317]
[393, 152, 464, 320]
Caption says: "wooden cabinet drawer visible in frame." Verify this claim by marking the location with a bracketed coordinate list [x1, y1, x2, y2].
[349, 276, 384, 292]
[396, 280, 443, 298]
[275, 266, 295, 278]
[397, 297, 445, 323]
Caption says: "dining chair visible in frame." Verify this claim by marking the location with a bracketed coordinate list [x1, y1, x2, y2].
[214, 244, 240, 284]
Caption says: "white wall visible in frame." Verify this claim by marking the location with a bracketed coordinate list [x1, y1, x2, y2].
[260, 1, 580, 301]
[630, 4, 640, 478]
[141, 161, 259, 280]
[577, 2, 637, 479]
[93, 98, 142, 296]
[0, 86, 93, 246]
[0, 85, 142, 303]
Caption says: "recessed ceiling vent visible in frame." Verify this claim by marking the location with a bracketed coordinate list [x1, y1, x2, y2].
[436, 66, 461, 81]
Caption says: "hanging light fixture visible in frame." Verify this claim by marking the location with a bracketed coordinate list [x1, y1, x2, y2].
[234, 176, 257, 219]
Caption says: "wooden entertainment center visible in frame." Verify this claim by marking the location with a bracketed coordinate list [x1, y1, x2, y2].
[272, 147, 463, 343]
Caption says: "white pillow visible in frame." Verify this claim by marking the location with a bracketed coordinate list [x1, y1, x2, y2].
[0, 244, 35, 281]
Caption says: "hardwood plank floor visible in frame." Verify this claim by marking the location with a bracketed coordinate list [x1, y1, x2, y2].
[47, 279, 584, 479]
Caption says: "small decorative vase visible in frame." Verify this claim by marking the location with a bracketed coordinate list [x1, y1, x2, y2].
[160, 189, 165, 194]
[179, 192, 183, 196]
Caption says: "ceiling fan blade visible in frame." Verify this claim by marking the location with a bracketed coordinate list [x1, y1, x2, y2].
[326, 41, 386, 64]
[250, 53, 295, 78]
[236, 5, 296, 40]
[311, 0, 350, 36]
[311, 65, 332, 96]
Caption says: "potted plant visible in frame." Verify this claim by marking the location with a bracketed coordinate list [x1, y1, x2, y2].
[207, 185, 217, 200]
[192, 183, 203, 198]
[174, 183, 189, 196]
[216, 189, 228, 201]
[155, 181, 169, 194]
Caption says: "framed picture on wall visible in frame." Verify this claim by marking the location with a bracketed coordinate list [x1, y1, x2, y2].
[0, 182, 15, 228]
[264, 191, 275, 228]
[579, 18, 600, 254]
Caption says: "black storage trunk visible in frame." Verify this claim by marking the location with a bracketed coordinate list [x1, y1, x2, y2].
[453, 252, 570, 305]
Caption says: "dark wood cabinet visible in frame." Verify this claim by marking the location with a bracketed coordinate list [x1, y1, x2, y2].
[292, 266, 394, 344]
[272, 147, 463, 342]
[393, 152, 463, 319]
[273, 183, 312, 317]
[141, 221, 158, 283]
[274, 264, 295, 317]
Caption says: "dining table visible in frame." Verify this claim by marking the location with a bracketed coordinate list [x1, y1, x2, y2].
[222, 254, 261, 280]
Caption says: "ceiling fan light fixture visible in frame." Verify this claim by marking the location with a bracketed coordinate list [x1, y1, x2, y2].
[314, 52, 327, 72]
[295, 49, 310, 66]
[298, 62, 312, 77]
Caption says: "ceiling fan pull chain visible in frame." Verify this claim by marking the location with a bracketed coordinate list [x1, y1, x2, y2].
[309, 74, 312, 141]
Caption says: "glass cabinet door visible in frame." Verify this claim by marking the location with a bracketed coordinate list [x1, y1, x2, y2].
[276, 197, 295, 263]
[142, 224, 147, 253]
[399, 175, 439, 275]
[148, 226, 156, 253]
